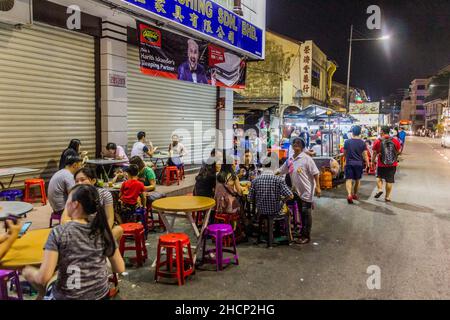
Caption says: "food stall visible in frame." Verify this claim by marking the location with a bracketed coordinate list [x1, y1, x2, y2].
[282, 105, 356, 188]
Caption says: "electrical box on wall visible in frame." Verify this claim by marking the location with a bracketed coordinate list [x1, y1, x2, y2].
[0, 0, 32, 26]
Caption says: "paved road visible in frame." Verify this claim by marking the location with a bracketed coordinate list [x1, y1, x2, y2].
[119, 136, 450, 300]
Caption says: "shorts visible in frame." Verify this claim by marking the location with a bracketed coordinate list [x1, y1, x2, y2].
[377, 166, 397, 183]
[345, 164, 364, 180]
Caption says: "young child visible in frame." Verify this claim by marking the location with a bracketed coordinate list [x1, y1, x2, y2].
[22, 184, 125, 300]
[119, 164, 146, 220]
[112, 167, 127, 184]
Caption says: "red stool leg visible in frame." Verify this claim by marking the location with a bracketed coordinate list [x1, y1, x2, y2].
[119, 236, 126, 257]
[167, 247, 173, 272]
[24, 183, 30, 203]
[176, 241, 183, 286]
[40, 181, 47, 205]
[155, 241, 162, 281]
[134, 231, 143, 266]
[141, 230, 148, 260]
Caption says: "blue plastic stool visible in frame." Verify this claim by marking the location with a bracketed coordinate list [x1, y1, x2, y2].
[0, 190, 24, 201]
[133, 207, 148, 238]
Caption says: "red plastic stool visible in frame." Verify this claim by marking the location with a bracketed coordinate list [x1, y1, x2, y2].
[146, 204, 166, 232]
[119, 223, 148, 267]
[24, 179, 47, 205]
[155, 233, 194, 286]
[163, 166, 180, 186]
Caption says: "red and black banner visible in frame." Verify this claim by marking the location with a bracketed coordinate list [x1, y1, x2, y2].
[137, 21, 246, 89]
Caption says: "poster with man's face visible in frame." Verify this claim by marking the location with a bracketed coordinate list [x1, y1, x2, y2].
[138, 21, 246, 89]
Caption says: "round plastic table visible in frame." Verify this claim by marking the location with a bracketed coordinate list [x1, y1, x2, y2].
[151, 196, 216, 266]
[0, 228, 51, 269]
[0, 201, 33, 220]
[152, 196, 216, 213]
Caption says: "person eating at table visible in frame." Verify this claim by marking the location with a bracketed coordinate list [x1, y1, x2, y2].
[105, 143, 129, 164]
[237, 150, 259, 182]
[0, 219, 23, 260]
[59, 139, 87, 170]
[59, 167, 123, 241]
[129, 156, 165, 204]
[119, 165, 146, 221]
[168, 134, 187, 165]
[48, 155, 83, 220]
[130, 131, 157, 161]
[22, 184, 125, 300]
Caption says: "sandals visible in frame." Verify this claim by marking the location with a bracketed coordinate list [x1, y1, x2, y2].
[374, 191, 383, 199]
[347, 195, 354, 204]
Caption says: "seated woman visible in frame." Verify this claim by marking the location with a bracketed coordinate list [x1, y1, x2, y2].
[23, 184, 125, 300]
[129, 156, 165, 204]
[59, 139, 87, 170]
[193, 163, 216, 198]
[215, 163, 243, 214]
[71, 168, 123, 241]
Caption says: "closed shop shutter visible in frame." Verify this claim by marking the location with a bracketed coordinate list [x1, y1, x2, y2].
[0, 23, 96, 187]
[127, 45, 216, 167]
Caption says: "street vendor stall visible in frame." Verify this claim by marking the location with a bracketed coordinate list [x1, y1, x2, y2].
[281, 105, 356, 188]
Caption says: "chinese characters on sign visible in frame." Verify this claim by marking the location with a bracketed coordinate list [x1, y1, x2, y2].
[300, 41, 313, 97]
[123, 0, 263, 58]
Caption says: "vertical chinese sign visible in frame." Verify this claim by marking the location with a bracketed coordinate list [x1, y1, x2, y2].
[300, 40, 313, 98]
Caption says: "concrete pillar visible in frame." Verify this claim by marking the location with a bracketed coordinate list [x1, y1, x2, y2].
[100, 20, 128, 153]
[217, 87, 234, 157]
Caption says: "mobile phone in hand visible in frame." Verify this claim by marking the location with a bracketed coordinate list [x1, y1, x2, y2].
[18, 222, 32, 238]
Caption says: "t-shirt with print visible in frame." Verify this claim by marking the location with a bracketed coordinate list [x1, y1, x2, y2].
[44, 222, 112, 300]
[372, 135, 401, 167]
[120, 179, 145, 205]
[138, 167, 156, 187]
[344, 138, 367, 166]
[48, 169, 76, 212]
[279, 152, 320, 203]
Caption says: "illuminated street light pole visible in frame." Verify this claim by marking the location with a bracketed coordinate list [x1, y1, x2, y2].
[345, 25, 390, 113]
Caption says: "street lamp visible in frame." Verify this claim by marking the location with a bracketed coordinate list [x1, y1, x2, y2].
[345, 25, 391, 113]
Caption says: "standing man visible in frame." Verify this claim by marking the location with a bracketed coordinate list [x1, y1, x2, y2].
[277, 137, 321, 244]
[300, 127, 310, 148]
[250, 158, 294, 248]
[48, 155, 83, 217]
[344, 126, 369, 204]
[372, 126, 402, 202]
[131, 131, 157, 161]
[398, 127, 407, 153]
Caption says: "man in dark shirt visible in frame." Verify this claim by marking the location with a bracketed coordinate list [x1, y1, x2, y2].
[344, 126, 369, 204]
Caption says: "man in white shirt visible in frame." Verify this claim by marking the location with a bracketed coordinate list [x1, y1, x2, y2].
[277, 137, 321, 244]
[131, 131, 156, 160]
[168, 134, 187, 165]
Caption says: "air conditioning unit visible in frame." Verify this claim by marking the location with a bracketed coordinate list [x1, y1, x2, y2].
[0, 0, 32, 26]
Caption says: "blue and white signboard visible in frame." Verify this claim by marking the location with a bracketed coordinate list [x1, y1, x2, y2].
[123, 0, 264, 58]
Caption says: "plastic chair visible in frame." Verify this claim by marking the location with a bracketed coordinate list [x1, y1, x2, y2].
[0, 190, 23, 201]
[163, 166, 180, 186]
[119, 223, 148, 267]
[24, 179, 47, 205]
[0, 270, 23, 300]
[155, 233, 194, 286]
[202, 224, 239, 271]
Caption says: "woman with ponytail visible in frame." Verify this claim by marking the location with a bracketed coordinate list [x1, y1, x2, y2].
[23, 184, 125, 300]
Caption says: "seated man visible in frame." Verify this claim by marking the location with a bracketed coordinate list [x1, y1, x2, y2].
[105, 143, 129, 163]
[48, 155, 83, 217]
[249, 158, 294, 247]
[237, 150, 259, 181]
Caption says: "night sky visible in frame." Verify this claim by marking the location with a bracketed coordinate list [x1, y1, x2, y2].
[267, 0, 450, 100]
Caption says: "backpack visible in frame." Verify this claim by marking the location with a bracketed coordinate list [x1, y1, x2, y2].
[380, 138, 398, 165]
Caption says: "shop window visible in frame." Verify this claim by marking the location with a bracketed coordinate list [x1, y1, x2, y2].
[312, 66, 321, 88]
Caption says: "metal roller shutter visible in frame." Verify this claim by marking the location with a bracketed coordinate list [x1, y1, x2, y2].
[0, 23, 96, 187]
[127, 45, 216, 167]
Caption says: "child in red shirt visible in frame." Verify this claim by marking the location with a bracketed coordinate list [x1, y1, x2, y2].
[120, 165, 146, 220]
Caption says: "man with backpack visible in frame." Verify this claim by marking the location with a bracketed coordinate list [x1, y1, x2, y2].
[372, 126, 402, 202]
